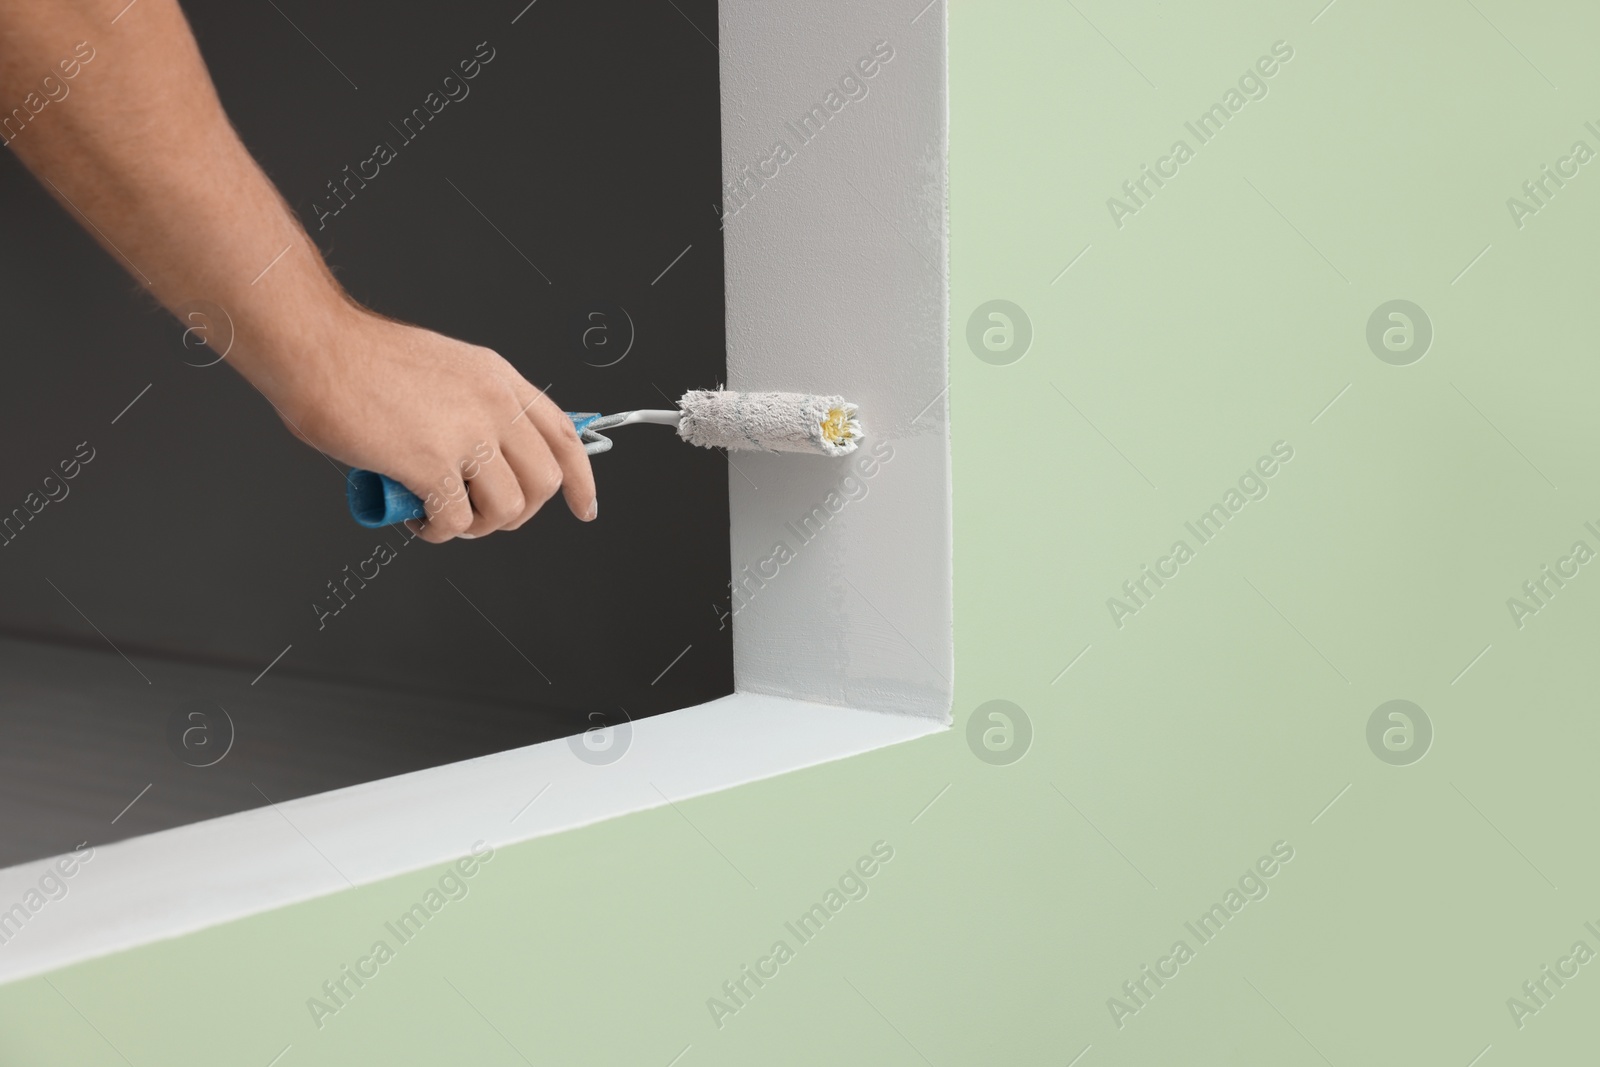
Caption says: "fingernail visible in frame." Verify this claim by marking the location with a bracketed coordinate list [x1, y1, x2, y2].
[586, 499, 598, 521]
[458, 533, 477, 539]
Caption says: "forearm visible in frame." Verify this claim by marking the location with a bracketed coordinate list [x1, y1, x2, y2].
[0, 0, 347, 400]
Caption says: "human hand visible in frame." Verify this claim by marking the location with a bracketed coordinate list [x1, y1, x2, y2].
[0, 0, 593, 544]
[266, 304, 597, 543]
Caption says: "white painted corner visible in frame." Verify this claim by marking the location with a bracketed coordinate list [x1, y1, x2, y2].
[719, 2, 953, 721]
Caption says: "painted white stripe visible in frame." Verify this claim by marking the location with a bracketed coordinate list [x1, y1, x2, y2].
[0, 693, 942, 985]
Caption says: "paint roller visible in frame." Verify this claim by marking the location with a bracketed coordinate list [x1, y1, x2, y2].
[345, 389, 863, 528]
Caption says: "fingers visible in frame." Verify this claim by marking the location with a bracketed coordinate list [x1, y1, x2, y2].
[405, 471, 474, 544]
[461, 446, 527, 537]
[401, 372, 598, 543]
[405, 435, 557, 541]
[514, 386, 598, 522]
[499, 432, 562, 531]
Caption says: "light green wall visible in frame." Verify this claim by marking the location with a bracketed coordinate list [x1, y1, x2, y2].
[5, 2, 1600, 1062]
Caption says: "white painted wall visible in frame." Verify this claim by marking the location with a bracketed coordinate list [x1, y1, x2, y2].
[720, 2, 952, 720]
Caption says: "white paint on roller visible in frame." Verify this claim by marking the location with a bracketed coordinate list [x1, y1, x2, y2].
[678, 389, 861, 456]
[720, 3, 952, 719]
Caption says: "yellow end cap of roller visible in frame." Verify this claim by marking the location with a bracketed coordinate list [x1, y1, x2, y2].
[821, 407, 856, 445]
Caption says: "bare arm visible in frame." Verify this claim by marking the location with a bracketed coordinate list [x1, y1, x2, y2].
[0, 0, 596, 540]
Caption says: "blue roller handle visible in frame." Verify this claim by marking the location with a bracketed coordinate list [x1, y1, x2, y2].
[346, 470, 426, 528]
[346, 412, 606, 528]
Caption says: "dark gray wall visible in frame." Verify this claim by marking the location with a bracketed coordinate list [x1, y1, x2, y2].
[0, 0, 731, 853]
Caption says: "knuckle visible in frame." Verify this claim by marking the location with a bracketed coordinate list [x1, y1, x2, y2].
[534, 467, 562, 504]
[487, 492, 525, 525]
[434, 508, 472, 536]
